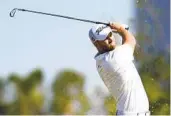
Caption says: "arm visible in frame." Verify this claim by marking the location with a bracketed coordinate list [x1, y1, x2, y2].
[109, 22, 136, 50]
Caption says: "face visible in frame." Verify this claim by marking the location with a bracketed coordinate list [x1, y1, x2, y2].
[95, 32, 116, 52]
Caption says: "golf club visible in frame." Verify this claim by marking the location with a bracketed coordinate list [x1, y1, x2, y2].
[10, 8, 129, 30]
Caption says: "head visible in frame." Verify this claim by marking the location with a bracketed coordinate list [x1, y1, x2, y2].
[89, 24, 116, 53]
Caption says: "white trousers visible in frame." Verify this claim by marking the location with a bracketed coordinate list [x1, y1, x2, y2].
[116, 110, 151, 116]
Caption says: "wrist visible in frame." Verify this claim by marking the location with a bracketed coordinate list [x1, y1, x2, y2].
[117, 26, 127, 34]
[110, 22, 124, 31]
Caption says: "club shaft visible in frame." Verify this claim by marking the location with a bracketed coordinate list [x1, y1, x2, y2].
[10, 8, 109, 25]
[10, 8, 129, 30]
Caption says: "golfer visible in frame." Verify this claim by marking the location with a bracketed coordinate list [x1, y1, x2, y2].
[89, 22, 150, 116]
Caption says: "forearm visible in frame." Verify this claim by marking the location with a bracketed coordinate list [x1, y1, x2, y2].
[118, 27, 136, 45]
[109, 22, 136, 47]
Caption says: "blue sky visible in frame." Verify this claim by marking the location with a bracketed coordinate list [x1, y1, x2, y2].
[0, 0, 135, 94]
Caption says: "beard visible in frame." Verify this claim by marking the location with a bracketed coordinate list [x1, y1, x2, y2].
[104, 44, 115, 52]
[108, 45, 115, 51]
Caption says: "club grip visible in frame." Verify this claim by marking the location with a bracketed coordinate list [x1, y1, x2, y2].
[121, 24, 129, 30]
[112, 24, 129, 33]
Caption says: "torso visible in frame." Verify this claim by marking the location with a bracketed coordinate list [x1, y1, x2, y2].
[95, 44, 149, 112]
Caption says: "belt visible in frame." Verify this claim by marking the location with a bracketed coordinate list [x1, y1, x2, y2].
[116, 110, 151, 116]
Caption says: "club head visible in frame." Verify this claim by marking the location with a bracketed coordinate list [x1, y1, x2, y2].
[10, 8, 18, 17]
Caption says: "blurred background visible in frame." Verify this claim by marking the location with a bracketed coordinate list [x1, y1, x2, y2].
[0, 0, 170, 115]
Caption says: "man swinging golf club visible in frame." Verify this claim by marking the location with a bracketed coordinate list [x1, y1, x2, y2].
[89, 22, 150, 116]
[9, 8, 150, 115]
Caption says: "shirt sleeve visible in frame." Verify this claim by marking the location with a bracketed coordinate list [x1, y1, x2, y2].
[122, 44, 134, 56]
[115, 44, 134, 62]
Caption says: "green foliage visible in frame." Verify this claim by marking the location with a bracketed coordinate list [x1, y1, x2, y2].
[51, 69, 90, 115]
[136, 33, 170, 115]
[141, 74, 165, 101]
[6, 68, 44, 115]
[104, 96, 116, 115]
[0, 56, 169, 115]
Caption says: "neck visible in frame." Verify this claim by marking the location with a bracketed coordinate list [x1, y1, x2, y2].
[97, 47, 116, 55]
[96, 45, 116, 55]
[98, 50, 107, 54]
[97, 48, 110, 55]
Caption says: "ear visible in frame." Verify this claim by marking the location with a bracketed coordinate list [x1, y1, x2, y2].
[93, 41, 99, 47]
[94, 41, 103, 50]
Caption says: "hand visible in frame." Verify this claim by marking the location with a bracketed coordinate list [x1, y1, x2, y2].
[109, 22, 126, 33]
[109, 22, 122, 31]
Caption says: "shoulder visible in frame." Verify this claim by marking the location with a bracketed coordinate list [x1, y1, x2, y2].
[113, 44, 134, 61]
[94, 52, 108, 61]
[116, 44, 134, 54]
[117, 44, 133, 49]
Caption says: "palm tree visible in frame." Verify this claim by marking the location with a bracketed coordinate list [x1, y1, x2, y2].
[7, 68, 44, 115]
[51, 69, 90, 115]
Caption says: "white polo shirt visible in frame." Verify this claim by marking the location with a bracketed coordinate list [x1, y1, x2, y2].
[95, 44, 149, 112]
